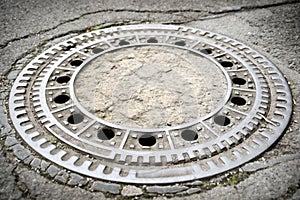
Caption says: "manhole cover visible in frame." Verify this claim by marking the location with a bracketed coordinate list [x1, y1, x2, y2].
[9, 24, 292, 184]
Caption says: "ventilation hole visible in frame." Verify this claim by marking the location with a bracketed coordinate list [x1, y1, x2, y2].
[214, 116, 231, 126]
[231, 97, 246, 106]
[200, 49, 212, 54]
[16, 113, 27, 119]
[63, 46, 72, 51]
[232, 77, 246, 85]
[103, 166, 113, 174]
[175, 41, 186, 46]
[63, 44, 76, 51]
[181, 130, 198, 141]
[56, 76, 71, 84]
[70, 60, 83, 67]
[119, 169, 129, 177]
[147, 38, 158, 43]
[54, 94, 70, 104]
[67, 114, 84, 124]
[74, 158, 85, 166]
[220, 61, 233, 67]
[92, 48, 104, 54]
[97, 128, 115, 140]
[139, 135, 156, 147]
[119, 40, 130, 46]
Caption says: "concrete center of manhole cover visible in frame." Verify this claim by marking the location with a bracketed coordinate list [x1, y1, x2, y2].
[9, 24, 292, 184]
[75, 46, 227, 128]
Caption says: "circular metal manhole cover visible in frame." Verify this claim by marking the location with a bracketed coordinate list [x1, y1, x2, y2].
[9, 24, 292, 184]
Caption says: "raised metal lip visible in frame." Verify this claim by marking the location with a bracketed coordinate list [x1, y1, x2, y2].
[70, 42, 232, 132]
[8, 24, 292, 184]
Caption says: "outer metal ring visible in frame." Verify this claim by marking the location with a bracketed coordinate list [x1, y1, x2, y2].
[9, 24, 292, 184]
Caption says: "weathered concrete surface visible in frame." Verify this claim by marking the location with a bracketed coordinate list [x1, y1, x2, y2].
[0, 0, 299, 199]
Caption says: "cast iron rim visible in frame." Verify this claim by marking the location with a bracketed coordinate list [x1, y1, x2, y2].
[9, 24, 292, 184]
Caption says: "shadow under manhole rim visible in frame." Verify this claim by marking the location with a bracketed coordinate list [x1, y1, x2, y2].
[8, 24, 292, 184]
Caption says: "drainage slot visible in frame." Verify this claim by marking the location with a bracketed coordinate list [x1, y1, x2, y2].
[232, 77, 246, 85]
[181, 130, 198, 141]
[63, 44, 76, 51]
[220, 61, 233, 68]
[56, 76, 71, 84]
[67, 114, 84, 124]
[97, 128, 115, 140]
[147, 38, 158, 43]
[214, 116, 231, 126]
[231, 97, 246, 106]
[54, 95, 70, 104]
[175, 41, 186, 46]
[70, 60, 83, 67]
[200, 49, 212, 54]
[92, 48, 104, 54]
[139, 135, 156, 147]
[119, 40, 130, 46]
[103, 166, 113, 174]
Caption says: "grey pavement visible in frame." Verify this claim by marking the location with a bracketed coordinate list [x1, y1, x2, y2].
[0, 0, 299, 199]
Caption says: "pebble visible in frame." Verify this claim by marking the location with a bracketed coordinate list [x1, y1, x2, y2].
[40, 160, 50, 172]
[7, 70, 20, 80]
[4, 136, 18, 147]
[47, 165, 59, 177]
[121, 185, 143, 197]
[90, 181, 120, 194]
[30, 158, 41, 169]
[11, 144, 31, 161]
[68, 173, 87, 186]
[146, 185, 188, 194]
[54, 170, 69, 184]
[185, 180, 204, 186]
[23, 155, 34, 165]
[188, 187, 201, 194]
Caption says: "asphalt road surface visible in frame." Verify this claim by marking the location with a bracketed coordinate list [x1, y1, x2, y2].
[0, 0, 299, 199]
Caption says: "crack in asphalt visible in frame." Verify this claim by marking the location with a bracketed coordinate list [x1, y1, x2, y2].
[0, 0, 298, 50]
[2, 20, 150, 74]
[209, 0, 299, 14]
[0, 2, 299, 198]
[242, 154, 300, 173]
